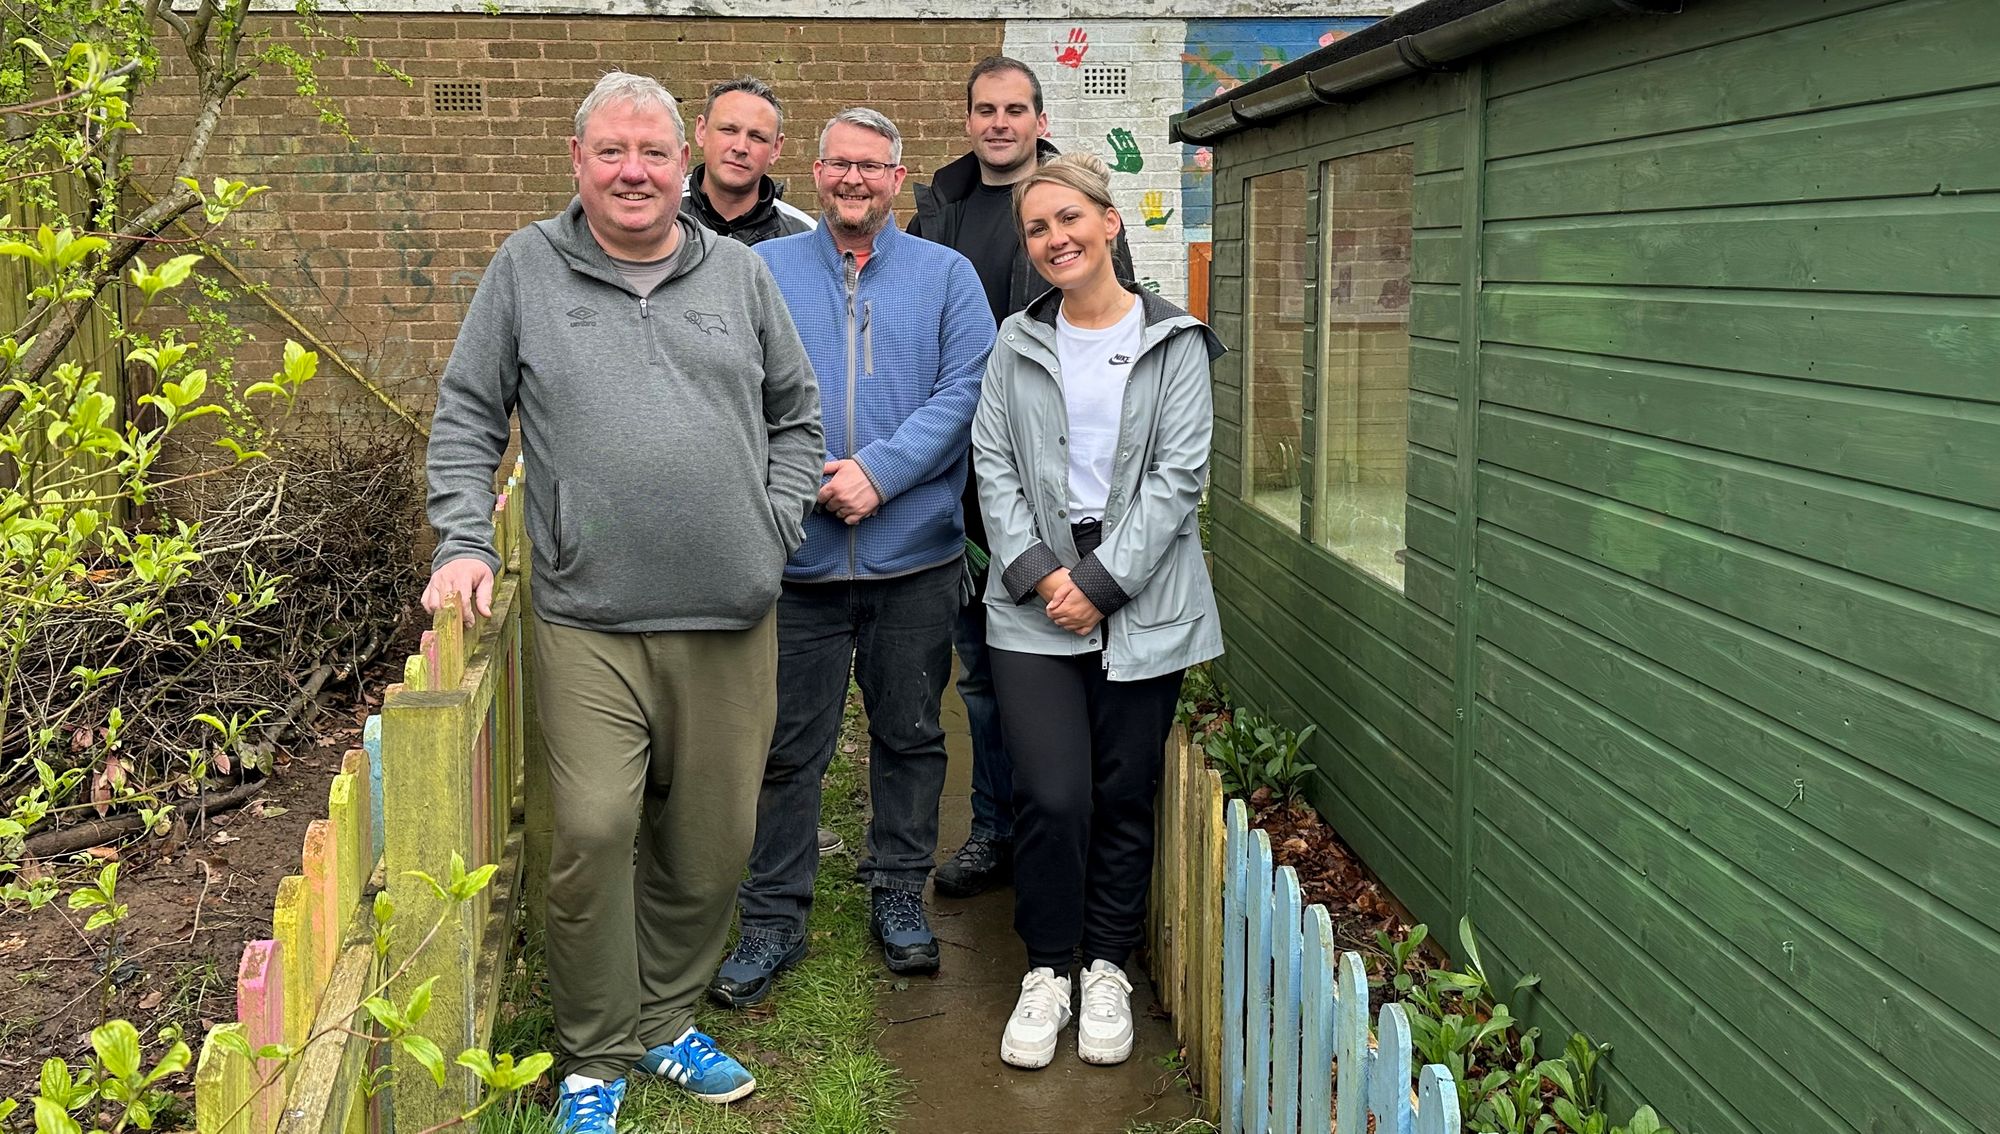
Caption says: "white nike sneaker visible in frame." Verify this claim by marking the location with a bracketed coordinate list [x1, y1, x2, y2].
[1000, 967, 1073, 1069]
[1076, 959, 1135, 1065]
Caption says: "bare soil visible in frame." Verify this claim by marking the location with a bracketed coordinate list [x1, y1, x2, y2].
[0, 654, 406, 1111]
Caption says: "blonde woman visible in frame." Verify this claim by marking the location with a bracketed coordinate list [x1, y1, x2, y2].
[971, 152, 1224, 1069]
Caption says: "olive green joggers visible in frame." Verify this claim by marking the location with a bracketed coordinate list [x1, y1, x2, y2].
[530, 608, 776, 1081]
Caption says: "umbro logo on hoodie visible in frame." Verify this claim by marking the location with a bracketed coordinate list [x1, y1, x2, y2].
[567, 306, 598, 328]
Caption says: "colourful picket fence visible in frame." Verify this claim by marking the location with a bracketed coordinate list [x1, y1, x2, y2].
[192, 461, 537, 1134]
[1150, 729, 1480, 1134]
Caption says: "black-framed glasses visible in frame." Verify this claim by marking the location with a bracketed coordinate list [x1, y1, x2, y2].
[821, 159, 896, 180]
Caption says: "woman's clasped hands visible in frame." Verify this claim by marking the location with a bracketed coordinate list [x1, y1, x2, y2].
[1035, 567, 1104, 636]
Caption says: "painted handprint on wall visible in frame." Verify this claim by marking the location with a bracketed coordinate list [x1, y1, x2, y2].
[1141, 191, 1174, 228]
[1056, 27, 1089, 69]
[1106, 128, 1144, 174]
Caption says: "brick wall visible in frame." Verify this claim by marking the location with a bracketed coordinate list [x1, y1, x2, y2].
[130, 14, 1005, 438]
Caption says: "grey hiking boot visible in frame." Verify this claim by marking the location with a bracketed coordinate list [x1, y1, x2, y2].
[707, 935, 807, 1008]
[934, 835, 1012, 898]
[870, 888, 940, 974]
[817, 827, 845, 856]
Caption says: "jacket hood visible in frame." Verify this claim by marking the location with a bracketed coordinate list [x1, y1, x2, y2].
[1020, 282, 1226, 362]
[926, 137, 1063, 205]
[532, 197, 712, 290]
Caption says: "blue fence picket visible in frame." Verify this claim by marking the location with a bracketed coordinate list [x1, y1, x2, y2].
[1300, 905, 1335, 1133]
[1418, 1064, 1462, 1134]
[1335, 951, 1371, 1134]
[1246, 828, 1274, 1134]
[1272, 867, 1303, 1134]
[1207, 801, 1480, 1134]
[1223, 800, 1248, 1133]
[1373, 1002, 1415, 1134]
[363, 713, 385, 863]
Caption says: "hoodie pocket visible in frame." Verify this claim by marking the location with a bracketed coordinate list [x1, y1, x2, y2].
[549, 480, 569, 573]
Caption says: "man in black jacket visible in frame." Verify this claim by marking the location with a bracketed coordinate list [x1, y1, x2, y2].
[681, 76, 814, 246]
[908, 56, 1135, 899]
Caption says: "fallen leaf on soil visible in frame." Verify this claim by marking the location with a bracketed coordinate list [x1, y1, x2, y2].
[84, 845, 119, 860]
[91, 758, 126, 816]
[0, 935, 25, 954]
[210, 831, 241, 845]
[137, 990, 164, 1010]
[250, 802, 288, 818]
[213, 749, 233, 776]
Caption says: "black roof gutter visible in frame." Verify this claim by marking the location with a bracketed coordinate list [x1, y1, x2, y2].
[1171, 0, 1684, 144]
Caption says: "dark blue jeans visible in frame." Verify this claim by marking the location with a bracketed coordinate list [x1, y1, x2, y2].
[955, 600, 1014, 843]
[736, 559, 961, 945]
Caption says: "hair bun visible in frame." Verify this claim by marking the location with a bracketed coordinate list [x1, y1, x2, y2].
[1046, 150, 1112, 192]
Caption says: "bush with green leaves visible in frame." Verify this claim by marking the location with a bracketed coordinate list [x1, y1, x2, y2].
[1200, 710, 1318, 803]
[0, 2, 411, 866]
[1374, 918, 1674, 1134]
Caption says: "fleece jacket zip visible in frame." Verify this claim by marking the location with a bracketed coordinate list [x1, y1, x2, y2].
[426, 200, 824, 632]
[754, 219, 995, 582]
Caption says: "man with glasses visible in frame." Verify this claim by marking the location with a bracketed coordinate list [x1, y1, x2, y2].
[709, 108, 994, 1008]
[424, 71, 821, 1131]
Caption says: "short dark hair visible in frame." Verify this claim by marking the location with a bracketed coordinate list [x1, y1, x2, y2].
[965, 56, 1042, 115]
[705, 75, 785, 130]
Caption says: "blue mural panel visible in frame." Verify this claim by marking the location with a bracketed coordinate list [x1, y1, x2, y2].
[1181, 17, 1379, 239]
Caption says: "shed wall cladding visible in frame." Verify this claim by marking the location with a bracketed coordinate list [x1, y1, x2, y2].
[1206, 1, 2000, 1131]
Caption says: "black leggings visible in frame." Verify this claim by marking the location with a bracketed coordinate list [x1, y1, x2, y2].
[990, 647, 1183, 972]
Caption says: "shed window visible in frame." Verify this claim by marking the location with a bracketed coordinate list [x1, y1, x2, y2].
[1244, 168, 1309, 529]
[1314, 145, 1412, 588]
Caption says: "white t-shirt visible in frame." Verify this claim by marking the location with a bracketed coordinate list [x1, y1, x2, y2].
[1056, 298, 1145, 522]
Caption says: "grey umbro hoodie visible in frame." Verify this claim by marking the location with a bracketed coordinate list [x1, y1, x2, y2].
[426, 200, 823, 632]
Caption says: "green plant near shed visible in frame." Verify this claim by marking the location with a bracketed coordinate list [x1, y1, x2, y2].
[1201, 712, 1317, 802]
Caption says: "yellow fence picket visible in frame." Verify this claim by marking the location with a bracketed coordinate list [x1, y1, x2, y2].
[194, 1024, 255, 1134]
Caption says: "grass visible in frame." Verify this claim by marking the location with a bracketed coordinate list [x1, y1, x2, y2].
[482, 692, 901, 1134]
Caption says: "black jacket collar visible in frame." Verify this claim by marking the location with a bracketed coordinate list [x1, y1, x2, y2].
[927, 138, 1062, 206]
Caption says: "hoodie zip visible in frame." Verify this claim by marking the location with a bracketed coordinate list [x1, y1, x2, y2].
[843, 252, 861, 579]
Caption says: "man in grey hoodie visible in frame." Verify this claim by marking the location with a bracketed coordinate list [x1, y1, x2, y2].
[423, 71, 822, 1134]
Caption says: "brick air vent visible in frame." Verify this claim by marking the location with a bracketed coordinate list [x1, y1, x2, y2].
[1081, 65, 1128, 97]
[430, 80, 485, 115]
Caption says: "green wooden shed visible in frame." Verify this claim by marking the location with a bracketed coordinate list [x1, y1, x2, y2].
[1172, 0, 2000, 1129]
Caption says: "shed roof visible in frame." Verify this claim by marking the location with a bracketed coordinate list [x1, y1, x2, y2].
[1172, 0, 1684, 144]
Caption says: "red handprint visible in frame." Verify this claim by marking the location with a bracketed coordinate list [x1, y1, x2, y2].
[1056, 27, 1089, 69]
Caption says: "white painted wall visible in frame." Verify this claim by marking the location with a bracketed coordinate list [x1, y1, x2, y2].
[1004, 19, 1191, 304]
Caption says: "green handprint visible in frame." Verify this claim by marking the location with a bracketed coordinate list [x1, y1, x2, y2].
[1107, 128, 1144, 174]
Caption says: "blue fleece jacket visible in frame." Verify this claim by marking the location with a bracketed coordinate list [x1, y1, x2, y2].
[756, 219, 995, 582]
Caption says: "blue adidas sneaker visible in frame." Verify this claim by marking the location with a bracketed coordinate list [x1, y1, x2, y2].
[635, 1027, 757, 1104]
[554, 1077, 625, 1133]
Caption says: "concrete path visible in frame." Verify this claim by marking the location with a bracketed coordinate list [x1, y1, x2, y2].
[875, 685, 1201, 1134]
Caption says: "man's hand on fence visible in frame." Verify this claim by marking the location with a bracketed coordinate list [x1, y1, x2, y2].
[424, 557, 495, 627]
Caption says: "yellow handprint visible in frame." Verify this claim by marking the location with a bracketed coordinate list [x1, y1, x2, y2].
[1141, 191, 1175, 228]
